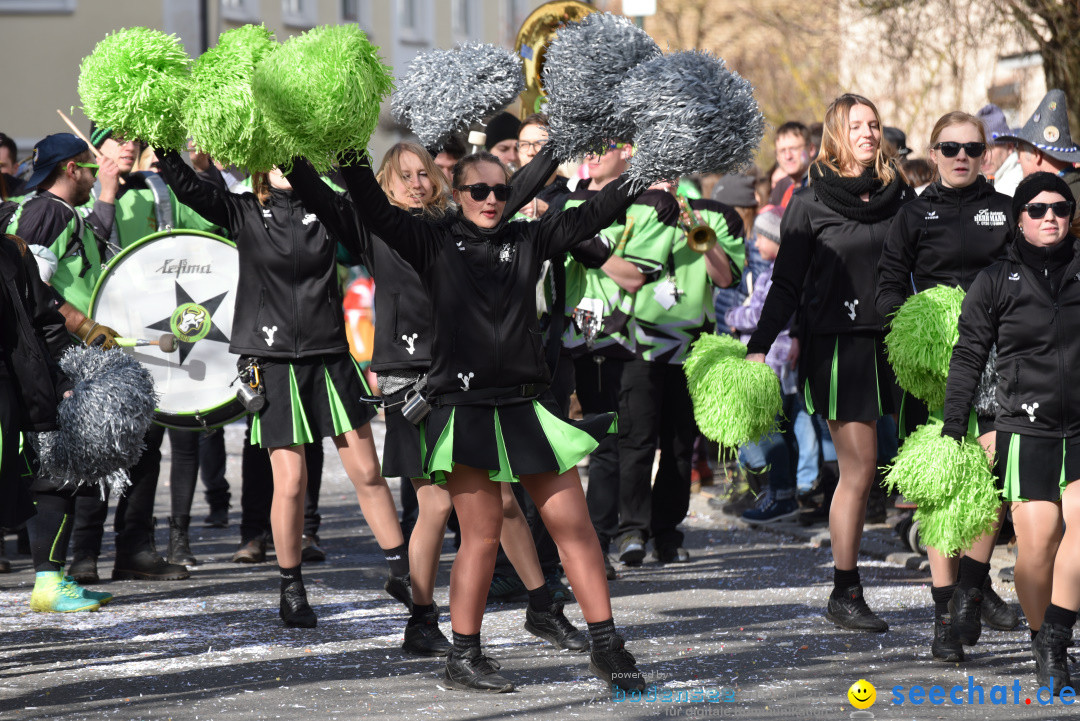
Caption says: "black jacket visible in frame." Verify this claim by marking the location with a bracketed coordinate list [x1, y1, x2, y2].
[157, 150, 359, 359]
[877, 177, 1013, 319]
[0, 238, 72, 431]
[748, 182, 911, 355]
[339, 158, 640, 399]
[289, 147, 602, 375]
[943, 237, 1080, 439]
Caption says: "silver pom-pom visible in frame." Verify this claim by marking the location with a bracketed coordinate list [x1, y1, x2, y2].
[542, 12, 660, 161]
[619, 50, 765, 191]
[974, 345, 999, 419]
[31, 347, 157, 498]
[392, 42, 524, 148]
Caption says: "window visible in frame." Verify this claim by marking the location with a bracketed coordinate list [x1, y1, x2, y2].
[282, 0, 316, 28]
[221, 0, 260, 23]
[452, 0, 472, 39]
[0, 0, 75, 12]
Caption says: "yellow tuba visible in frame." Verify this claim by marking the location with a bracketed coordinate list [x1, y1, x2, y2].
[514, 1, 597, 120]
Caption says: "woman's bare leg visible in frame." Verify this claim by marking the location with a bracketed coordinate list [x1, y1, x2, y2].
[1011, 500, 1063, 632]
[497, 483, 545, 591]
[334, 426, 405, 549]
[826, 419, 878, 570]
[445, 465, 503, 635]
[269, 446, 307, 568]
[410, 478, 452, 606]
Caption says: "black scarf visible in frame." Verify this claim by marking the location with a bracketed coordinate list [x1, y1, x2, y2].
[809, 163, 905, 223]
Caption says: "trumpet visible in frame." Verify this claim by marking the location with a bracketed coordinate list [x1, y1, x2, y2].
[686, 224, 717, 253]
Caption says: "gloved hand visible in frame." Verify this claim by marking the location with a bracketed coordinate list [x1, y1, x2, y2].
[74, 317, 119, 350]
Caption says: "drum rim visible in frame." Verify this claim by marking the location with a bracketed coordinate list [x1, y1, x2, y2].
[89, 229, 241, 429]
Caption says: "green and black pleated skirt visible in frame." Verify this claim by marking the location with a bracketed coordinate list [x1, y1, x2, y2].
[996, 432, 1080, 502]
[250, 353, 376, 449]
[422, 395, 615, 484]
[802, 332, 899, 422]
[382, 384, 428, 480]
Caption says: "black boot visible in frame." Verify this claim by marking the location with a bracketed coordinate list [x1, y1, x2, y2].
[799, 461, 839, 525]
[826, 585, 889, 632]
[402, 608, 451, 657]
[385, 572, 413, 612]
[1032, 622, 1073, 695]
[589, 633, 646, 691]
[68, 555, 99, 584]
[167, 516, 197, 566]
[949, 585, 984, 645]
[0, 536, 10, 573]
[981, 577, 1020, 630]
[280, 581, 317, 628]
[931, 614, 964, 662]
[525, 602, 589, 652]
[444, 646, 515, 692]
[113, 527, 190, 582]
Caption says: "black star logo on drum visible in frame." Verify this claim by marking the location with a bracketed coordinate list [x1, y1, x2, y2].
[146, 282, 230, 365]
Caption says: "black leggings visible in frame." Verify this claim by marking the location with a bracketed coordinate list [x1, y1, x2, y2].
[167, 428, 230, 516]
[28, 489, 78, 573]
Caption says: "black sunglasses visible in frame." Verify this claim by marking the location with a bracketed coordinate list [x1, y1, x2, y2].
[456, 183, 511, 202]
[932, 141, 986, 158]
[1024, 201, 1074, 219]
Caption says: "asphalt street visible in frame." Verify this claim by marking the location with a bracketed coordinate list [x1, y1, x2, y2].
[0, 420, 1074, 721]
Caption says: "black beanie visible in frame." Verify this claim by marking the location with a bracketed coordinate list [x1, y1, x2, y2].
[1013, 171, 1075, 220]
[484, 111, 521, 150]
[89, 121, 113, 149]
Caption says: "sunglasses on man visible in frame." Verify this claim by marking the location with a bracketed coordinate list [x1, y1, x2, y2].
[456, 183, 512, 202]
[74, 162, 99, 176]
[1023, 201, 1075, 220]
[931, 141, 986, 158]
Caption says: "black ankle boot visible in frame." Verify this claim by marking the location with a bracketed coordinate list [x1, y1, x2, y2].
[981, 577, 1020, 630]
[1033, 622, 1073, 695]
[167, 516, 197, 566]
[949, 585, 984, 645]
[525, 602, 589, 651]
[826, 585, 889, 632]
[589, 633, 646, 691]
[385, 572, 413, 612]
[402, 609, 451, 657]
[444, 646, 515, 692]
[932, 614, 964, 662]
[280, 581, 317, 628]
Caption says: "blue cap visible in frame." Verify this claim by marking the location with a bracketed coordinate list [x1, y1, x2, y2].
[25, 133, 90, 191]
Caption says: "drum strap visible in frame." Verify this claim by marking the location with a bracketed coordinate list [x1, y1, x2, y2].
[138, 172, 175, 232]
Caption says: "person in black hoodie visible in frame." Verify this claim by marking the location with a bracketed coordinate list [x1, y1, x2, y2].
[877, 111, 1018, 661]
[155, 150, 409, 629]
[339, 150, 646, 693]
[943, 172, 1080, 694]
[748, 94, 911, 633]
[287, 142, 589, 658]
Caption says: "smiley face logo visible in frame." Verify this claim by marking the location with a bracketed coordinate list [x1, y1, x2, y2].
[848, 679, 876, 710]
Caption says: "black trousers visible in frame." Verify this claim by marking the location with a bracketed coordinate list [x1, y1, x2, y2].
[167, 428, 231, 516]
[72, 423, 165, 560]
[239, 416, 324, 543]
[616, 359, 696, 551]
[554, 353, 624, 553]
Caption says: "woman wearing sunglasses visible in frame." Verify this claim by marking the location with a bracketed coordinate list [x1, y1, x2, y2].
[747, 94, 911, 633]
[942, 172, 1079, 693]
[155, 149, 412, 630]
[338, 149, 646, 694]
[286, 142, 589, 659]
[877, 111, 1018, 662]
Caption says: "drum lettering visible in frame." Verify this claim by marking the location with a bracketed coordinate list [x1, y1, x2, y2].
[155, 258, 213, 277]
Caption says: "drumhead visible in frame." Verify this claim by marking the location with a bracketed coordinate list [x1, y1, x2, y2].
[90, 230, 245, 429]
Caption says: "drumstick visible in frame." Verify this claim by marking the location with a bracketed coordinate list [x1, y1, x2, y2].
[55, 109, 125, 185]
[115, 334, 178, 353]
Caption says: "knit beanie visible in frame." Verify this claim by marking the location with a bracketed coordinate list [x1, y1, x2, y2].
[753, 204, 783, 244]
[89, 122, 113, 149]
[484, 111, 521, 150]
[1012, 171, 1075, 220]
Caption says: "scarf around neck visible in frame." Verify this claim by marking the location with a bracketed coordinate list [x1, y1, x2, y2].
[809, 163, 905, 223]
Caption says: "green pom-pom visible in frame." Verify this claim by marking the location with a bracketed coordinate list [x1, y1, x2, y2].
[884, 421, 995, 505]
[78, 27, 192, 151]
[684, 334, 783, 448]
[252, 24, 393, 172]
[183, 25, 283, 172]
[885, 285, 966, 408]
[912, 473, 1000, 556]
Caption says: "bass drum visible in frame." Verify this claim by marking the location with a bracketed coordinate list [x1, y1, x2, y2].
[89, 230, 244, 429]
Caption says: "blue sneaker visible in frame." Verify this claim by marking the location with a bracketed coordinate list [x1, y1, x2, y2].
[742, 491, 799, 524]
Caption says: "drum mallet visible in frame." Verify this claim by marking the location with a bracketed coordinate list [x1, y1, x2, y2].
[55, 109, 125, 186]
[115, 334, 179, 353]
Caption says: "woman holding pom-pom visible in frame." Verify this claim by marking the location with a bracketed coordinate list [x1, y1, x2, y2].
[942, 172, 1080, 694]
[747, 94, 911, 632]
[338, 150, 648, 694]
[155, 151, 411, 630]
[877, 111, 1018, 662]
[286, 142, 590, 659]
